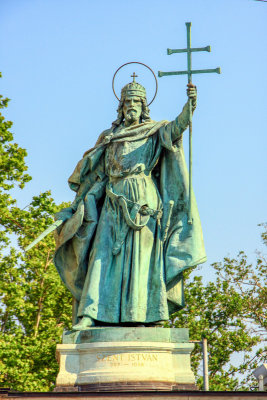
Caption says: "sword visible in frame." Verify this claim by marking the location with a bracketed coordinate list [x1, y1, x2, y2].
[25, 177, 95, 252]
[24, 219, 64, 252]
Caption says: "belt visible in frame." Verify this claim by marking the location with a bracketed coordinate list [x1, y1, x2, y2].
[106, 187, 162, 255]
[106, 187, 162, 228]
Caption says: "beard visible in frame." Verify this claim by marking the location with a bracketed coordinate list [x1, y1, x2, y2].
[125, 109, 139, 124]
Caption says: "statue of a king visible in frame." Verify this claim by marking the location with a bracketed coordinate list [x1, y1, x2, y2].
[53, 79, 206, 330]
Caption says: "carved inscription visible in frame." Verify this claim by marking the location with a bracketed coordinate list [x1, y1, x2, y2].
[96, 353, 159, 367]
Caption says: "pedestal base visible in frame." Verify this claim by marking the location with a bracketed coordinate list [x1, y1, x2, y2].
[55, 327, 196, 391]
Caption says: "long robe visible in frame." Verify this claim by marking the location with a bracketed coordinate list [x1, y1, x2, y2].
[54, 114, 206, 323]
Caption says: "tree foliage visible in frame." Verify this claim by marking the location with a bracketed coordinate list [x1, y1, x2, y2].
[0, 72, 31, 249]
[0, 78, 72, 390]
[0, 192, 72, 391]
[168, 224, 267, 391]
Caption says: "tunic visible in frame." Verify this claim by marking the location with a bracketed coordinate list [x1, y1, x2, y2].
[78, 130, 168, 323]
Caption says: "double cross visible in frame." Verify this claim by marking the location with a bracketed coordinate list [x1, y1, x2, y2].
[158, 22, 221, 224]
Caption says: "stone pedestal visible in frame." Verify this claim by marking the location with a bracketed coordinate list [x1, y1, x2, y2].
[55, 327, 196, 391]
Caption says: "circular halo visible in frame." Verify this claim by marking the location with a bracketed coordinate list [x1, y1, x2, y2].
[112, 61, 158, 106]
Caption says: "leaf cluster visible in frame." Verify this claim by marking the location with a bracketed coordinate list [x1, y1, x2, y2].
[0, 192, 72, 391]
[0, 72, 31, 248]
[0, 78, 72, 391]
[168, 238, 267, 391]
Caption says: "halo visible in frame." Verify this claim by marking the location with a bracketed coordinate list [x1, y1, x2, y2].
[112, 61, 158, 106]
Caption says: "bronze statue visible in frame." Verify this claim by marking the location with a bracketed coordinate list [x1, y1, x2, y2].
[53, 76, 206, 330]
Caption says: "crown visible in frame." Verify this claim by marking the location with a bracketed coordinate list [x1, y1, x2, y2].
[120, 82, 147, 101]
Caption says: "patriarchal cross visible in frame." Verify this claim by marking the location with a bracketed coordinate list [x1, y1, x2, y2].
[158, 22, 221, 224]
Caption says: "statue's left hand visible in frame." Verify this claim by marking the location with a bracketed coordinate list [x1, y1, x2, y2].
[187, 83, 197, 108]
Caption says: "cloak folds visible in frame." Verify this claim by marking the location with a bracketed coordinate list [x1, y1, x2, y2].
[54, 121, 206, 319]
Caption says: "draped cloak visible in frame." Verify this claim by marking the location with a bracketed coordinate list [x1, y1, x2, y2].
[54, 117, 207, 323]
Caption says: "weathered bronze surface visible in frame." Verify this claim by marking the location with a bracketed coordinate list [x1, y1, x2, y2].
[52, 66, 206, 329]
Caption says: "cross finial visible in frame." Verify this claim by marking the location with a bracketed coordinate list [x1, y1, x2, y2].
[131, 72, 138, 82]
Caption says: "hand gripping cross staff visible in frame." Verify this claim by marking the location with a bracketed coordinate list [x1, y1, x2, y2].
[158, 22, 221, 224]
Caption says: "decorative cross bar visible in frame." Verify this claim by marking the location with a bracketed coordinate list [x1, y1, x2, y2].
[158, 22, 221, 225]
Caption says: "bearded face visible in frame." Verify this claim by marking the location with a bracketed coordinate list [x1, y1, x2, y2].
[122, 95, 142, 126]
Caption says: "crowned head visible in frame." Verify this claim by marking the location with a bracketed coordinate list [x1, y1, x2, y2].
[120, 81, 147, 102]
[112, 80, 151, 127]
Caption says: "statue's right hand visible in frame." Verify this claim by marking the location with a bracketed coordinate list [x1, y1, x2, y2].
[54, 207, 73, 222]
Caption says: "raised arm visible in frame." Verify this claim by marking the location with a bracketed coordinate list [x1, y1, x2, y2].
[167, 83, 197, 142]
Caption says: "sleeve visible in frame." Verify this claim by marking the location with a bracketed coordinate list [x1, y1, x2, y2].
[159, 100, 196, 147]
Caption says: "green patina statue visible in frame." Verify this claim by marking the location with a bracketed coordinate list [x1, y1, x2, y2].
[53, 78, 206, 330]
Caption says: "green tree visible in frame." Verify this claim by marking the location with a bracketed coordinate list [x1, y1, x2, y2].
[0, 77, 72, 390]
[0, 192, 72, 391]
[168, 224, 267, 391]
[0, 72, 31, 250]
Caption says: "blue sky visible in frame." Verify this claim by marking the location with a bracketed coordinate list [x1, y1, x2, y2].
[0, 0, 266, 275]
